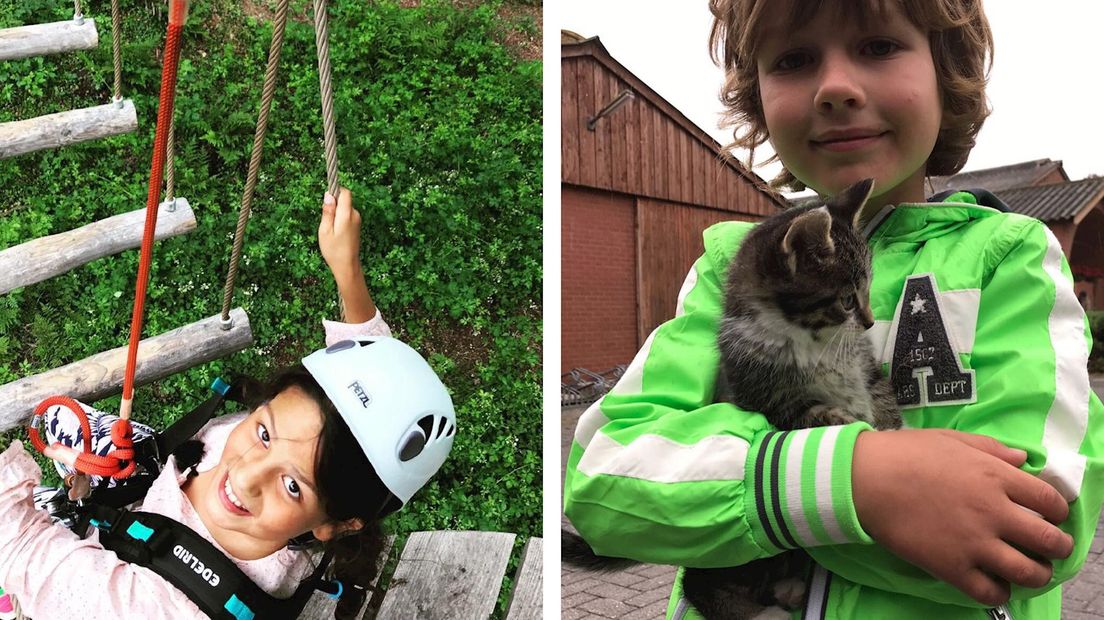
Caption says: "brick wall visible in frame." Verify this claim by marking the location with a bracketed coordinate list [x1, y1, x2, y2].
[562, 185, 638, 373]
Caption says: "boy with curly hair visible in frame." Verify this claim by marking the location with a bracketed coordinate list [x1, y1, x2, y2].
[564, 1, 1104, 618]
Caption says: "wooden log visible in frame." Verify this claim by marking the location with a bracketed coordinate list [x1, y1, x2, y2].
[299, 536, 396, 620]
[0, 100, 138, 159]
[0, 199, 196, 295]
[0, 19, 98, 62]
[376, 531, 516, 620]
[505, 537, 543, 620]
[0, 308, 252, 433]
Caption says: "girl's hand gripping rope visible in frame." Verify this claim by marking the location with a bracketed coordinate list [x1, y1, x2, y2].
[318, 188, 377, 322]
[27, 396, 137, 481]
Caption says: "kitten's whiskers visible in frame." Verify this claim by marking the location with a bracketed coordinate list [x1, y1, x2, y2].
[812, 327, 844, 370]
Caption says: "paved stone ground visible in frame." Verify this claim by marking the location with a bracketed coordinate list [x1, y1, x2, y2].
[562, 376, 1104, 619]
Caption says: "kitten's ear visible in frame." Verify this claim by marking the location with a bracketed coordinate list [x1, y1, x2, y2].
[823, 178, 875, 228]
[781, 207, 833, 273]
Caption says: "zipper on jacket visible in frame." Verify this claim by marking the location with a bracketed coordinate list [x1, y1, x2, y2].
[802, 564, 830, 619]
[861, 204, 896, 240]
[987, 603, 1013, 620]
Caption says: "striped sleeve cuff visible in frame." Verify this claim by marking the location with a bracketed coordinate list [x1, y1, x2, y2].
[743, 423, 874, 553]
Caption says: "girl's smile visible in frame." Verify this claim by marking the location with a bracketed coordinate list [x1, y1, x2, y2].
[218, 470, 251, 516]
[756, 3, 943, 217]
[184, 386, 340, 560]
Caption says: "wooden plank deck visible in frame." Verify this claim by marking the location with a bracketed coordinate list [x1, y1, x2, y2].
[297, 531, 543, 619]
[375, 531, 515, 619]
[505, 537, 543, 620]
[300, 531, 545, 617]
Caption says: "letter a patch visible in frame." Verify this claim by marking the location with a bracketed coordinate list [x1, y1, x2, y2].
[889, 274, 976, 408]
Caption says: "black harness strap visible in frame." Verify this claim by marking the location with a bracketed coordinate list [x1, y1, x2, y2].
[156, 377, 243, 461]
[88, 505, 335, 620]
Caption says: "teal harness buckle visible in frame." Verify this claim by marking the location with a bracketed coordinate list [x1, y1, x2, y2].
[210, 377, 231, 396]
[225, 594, 255, 620]
[125, 520, 155, 542]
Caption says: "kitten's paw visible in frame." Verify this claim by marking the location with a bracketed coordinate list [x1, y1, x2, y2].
[807, 405, 856, 427]
[750, 607, 793, 620]
[773, 577, 807, 610]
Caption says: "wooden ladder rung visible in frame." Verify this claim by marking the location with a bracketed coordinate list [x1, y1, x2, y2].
[0, 18, 99, 62]
[0, 308, 253, 433]
[0, 199, 197, 295]
[0, 100, 138, 160]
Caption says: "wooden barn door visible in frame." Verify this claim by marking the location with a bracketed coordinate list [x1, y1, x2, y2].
[635, 198, 755, 345]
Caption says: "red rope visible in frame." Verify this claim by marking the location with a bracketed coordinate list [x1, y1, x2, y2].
[28, 397, 136, 479]
[122, 3, 187, 408]
[28, 1, 189, 481]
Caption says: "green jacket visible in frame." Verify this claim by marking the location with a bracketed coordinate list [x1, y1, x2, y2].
[563, 193, 1104, 619]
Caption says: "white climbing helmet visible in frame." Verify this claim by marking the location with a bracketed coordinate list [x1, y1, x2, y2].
[301, 336, 456, 506]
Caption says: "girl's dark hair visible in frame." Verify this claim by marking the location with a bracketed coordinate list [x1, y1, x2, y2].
[242, 365, 399, 598]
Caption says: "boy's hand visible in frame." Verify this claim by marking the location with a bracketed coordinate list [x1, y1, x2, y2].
[853, 429, 1074, 607]
[318, 188, 362, 279]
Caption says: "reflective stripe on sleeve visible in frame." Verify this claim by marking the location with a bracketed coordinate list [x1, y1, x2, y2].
[1038, 227, 1090, 502]
[577, 432, 749, 483]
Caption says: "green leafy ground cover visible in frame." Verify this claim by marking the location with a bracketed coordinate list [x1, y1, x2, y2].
[0, 0, 542, 574]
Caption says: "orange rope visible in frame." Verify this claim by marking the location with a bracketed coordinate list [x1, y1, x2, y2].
[28, 397, 136, 479]
[121, 0, 189, 416]
[28, 1, 190, 481]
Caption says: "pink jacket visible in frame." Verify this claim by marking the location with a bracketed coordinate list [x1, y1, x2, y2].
[0, 314, 391, 619]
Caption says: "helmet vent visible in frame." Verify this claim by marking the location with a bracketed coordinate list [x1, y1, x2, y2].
[444, 421, 455, 437]
[416, 415, 435, 439]
[434, 415, 447, 439]
[399, 430, 425, 462]
[325, 340, 356, 354]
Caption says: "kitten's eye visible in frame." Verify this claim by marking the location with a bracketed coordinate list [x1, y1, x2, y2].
[862, 39, 900, 57]
[774, 50, 813, 72]
[841, 295, 857, 311]
[283, 476, 301, 500]
[256, 423, 271, 447]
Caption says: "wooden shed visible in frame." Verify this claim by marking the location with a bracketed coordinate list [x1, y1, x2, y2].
[561, 32, 786, 373]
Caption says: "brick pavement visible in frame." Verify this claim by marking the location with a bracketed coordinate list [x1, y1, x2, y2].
[561, 374, 1104, 618]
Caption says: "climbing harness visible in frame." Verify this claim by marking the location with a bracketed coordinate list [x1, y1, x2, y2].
[45, 377, 345, 620]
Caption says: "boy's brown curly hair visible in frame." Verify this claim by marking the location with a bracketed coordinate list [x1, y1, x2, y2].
[708, 0, 993, 191]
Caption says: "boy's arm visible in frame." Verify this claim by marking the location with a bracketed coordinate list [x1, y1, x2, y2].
[319, 188, 378, 322]
[563, 222, 875, 568]
[808, 219, 1103, 606]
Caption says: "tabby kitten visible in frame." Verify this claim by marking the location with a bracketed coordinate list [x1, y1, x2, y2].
[562, 179, 899, 620]
[715, 176, 898, 431]
[684, 178, 899, 619]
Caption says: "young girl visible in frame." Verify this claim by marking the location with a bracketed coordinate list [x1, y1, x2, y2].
[563, 1, 1104, 618]
[0, 188, 455, 619]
